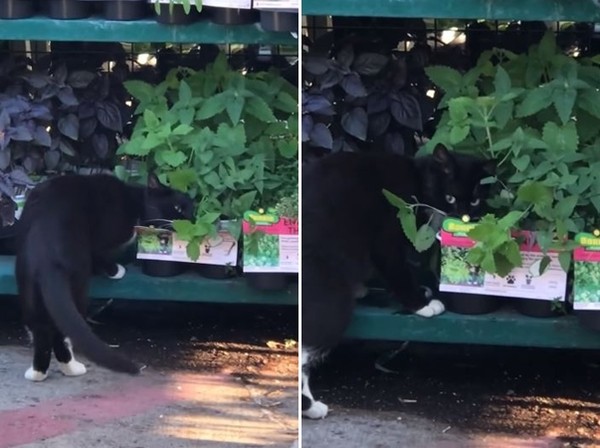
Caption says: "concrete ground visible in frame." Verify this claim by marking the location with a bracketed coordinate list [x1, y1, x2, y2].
[0, 347, 297, 448]
[301, 341, 600, 448]
[302, 409, 570, 448]
[0, 301, 298, 448]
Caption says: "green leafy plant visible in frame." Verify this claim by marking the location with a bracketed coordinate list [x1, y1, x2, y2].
[415, 31, 600, 275]
[118, 53, 298, 260]
[152, 0, 203, 16]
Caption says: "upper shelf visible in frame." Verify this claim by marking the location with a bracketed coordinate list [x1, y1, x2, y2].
[0, 16, 297, 44]
[302, 0, 600, 21]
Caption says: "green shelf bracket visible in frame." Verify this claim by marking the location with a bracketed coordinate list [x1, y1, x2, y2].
[0, 16, 297, 44]
[303, 0, 600, 22]
[347, 305, 600, 349]
[0, 256, 297, 305]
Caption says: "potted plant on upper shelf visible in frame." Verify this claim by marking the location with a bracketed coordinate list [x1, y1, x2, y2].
[149, 0, 203, 25]
[79, 0, 150, 20]
[118, 52, 298, 279]
[388, 31, 600, 318]
[45, 0, 93, 19]
[0, 0, 36, 19]
[203, 0, 257, 26]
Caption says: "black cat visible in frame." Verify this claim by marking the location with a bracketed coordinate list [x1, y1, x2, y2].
[16, 173, 193, 381]
[301, 145, 493, 418]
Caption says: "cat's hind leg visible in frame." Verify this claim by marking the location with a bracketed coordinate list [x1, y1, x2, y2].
[54, 334, 87, 377]
[301, 261, 354, 419]
[302, 347, 329, 419]
[25, 325, 53, 382]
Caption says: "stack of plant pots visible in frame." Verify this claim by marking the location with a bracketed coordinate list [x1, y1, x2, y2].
[0, 0, 37, 19]
[204, 0, 257, 25]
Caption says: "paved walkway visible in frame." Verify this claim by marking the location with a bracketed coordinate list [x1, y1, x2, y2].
[0, 347, 298, 448]
[302, 409, 576, 448]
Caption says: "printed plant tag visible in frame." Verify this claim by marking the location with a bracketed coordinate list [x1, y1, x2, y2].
[202, 0, 253, 9]
[439, 218, 567, 301]
[242, 209, 298, 273]
[573, 232, 600, 310]
[136, 221, 238, 266]
[253, 0, 298, 9]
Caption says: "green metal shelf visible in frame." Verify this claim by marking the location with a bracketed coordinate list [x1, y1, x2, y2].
[0, 16, 297, 44]
[303, 0, 600, 21]
[0, 256, 297, 305]
[347, 305, 600, 349]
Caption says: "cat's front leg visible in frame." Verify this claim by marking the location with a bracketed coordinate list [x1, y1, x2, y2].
[371, 223, 445, 317]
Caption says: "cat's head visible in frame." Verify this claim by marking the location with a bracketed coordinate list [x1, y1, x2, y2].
[142, 173, 195, 221]
[422, 145, 495, 220]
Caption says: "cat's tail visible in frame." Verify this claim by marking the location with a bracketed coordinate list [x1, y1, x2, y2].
[38, 267, 141, 374]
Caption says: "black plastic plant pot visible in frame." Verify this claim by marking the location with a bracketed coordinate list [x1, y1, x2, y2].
[206, 6, 258, 25]
[101, 0, 149, 20]
[142, 259, 187, 277]
[196, 264, 236, 280]
[46, 0, 92, 19]
[513, 299, 559, 318]
[0, 0, 35, 19]
[259, 10, 296, 32]
[441, 292, 503, 315]
[245, 272, 288, 291]
[151, 2, 201, 24]
[575, 311, 600, 332]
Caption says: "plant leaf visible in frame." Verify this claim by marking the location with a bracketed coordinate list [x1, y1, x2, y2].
[352, 53, 389, 76]
[58, 114, 79, 140]
[390, 92, 422, 131]
[309, 123, 333, 149]
[57, 86, 79, 106]
[414, 224, 437, 253]
[97, 102, 123, 132]
[341, 107, 367, 141]
[340, 73, 367, 97]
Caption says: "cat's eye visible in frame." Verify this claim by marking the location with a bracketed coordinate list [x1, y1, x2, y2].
[445, 195, 456, 204]
[174, 205, 182, 213]
[470, 198, 481, 206]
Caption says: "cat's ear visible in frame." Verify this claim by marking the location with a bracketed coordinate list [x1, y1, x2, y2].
[147, 173, 162, 190]
[432, 145, 454, 174]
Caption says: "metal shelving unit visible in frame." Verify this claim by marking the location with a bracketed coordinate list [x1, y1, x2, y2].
[302, 0, 600, 21]
[0, 15, 298, 306]
[303, 1, 600, 342]
[0, 16, 297, 44]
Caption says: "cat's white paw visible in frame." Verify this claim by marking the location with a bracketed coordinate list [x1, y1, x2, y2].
[429, 299, 445, 314]
[25, 367, 48, 382]
[108, 264, 126, 280]
[58, 359, 87, 377]
[415, 299, 445, 318]
[303, 401, 329, 419]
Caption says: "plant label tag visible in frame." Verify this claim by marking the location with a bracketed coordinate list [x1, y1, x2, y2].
[439, 218, 567, 301]
[253, 0, 298, 9]
[573, 232, 600, 310]
[202, 0, 253, 9]
[242, 209, 298, 273]
[135, 221, 238, 266]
